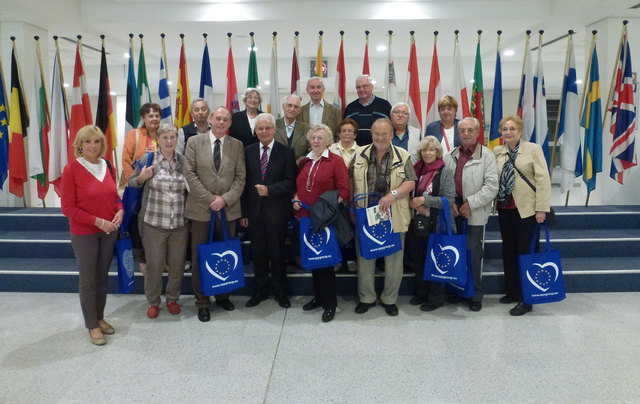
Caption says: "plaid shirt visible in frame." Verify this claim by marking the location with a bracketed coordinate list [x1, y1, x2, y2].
[143, 152, 187, 229]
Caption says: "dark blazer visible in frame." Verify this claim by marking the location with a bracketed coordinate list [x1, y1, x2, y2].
[229, 110, 260, 147]
[300, 101, 341, 142]
[184, 133, 246, 222]
[242, 141, 296, 225]
[424, 119, 461, 150]
[275, 118, 311, 165]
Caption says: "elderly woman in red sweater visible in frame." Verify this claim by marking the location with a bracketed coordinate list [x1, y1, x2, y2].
[293, 124, 349, 323]
[61, 125, 124, 346]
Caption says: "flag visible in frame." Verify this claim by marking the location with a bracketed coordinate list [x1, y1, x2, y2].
[159, 36, 172, 125]
[225, 37, 240, 113]
[580, 42, 603, 193]
[247, 35, 259, 88]
[9, 44, 29, 198]
[68, 42, 92, 163]
[175, 37, 192, 128]
[426, 35, 441, 126]
[384, 35, 398, 106]
[452, 33, 470, 120]
[199, 40, 214, 108]
[96, 39, 117, 165]
[268, 34, 281, 118]
[363, 33, 370, 75]
[125, 38, 139, 134]
[315, 34, 323, 77]
[609, 29, 637, 184]
[489, 35, 503, 150]
[291, 34, 301, 97]
[333, 34, 346, 115]
[137, 38, 152, 106]
[0, 59, 8, 190]
[49, 47, 69, 196]
[470, 36, 485, 145]
[27, 47, 50, 200]
[405, 35, 422, 131]
[519, 35, 535, 141]
[532, 43, 550, 167]
[557, 35, 582, 193]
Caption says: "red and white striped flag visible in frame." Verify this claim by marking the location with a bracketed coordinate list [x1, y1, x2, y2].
[362, 31, 370, 75]
[333, 33, 347, 115]
[426, 32, 441, 126]
[405, 34, 422, 131]
[68, 40, 92, 163]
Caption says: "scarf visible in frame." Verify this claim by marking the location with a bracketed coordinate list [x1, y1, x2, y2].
[497, 142, 520, 201]
[414, 158, 445, 195]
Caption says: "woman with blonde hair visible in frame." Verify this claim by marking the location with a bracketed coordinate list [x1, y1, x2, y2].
[61, 125, 123, 345]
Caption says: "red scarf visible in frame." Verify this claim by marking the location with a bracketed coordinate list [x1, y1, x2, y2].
[414, 158, 445, 194]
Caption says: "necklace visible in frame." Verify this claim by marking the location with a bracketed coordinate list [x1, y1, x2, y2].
[306, 159, 321, 192]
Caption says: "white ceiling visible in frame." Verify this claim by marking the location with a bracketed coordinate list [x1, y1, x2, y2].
[2, 0, 640, 100]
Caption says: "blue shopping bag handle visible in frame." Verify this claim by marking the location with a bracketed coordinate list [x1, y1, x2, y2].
[528, 222, 552, 254]
[352, 193, 382, 210]
[437, 196, 454, 236]
[207, 208, 230, 243]
[292, 200, 311, 211]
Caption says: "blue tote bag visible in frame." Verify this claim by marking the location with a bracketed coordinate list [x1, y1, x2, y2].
[120, 152, 154, 234]
[296, 201, 342, 270]
[198, 210, 245, 296]
[423, 197, 468, 287]
[354, 193, 403, 260]
[519, 222, 566, 305]
[115, 234, 135, 294]
[445, 220, 474, 298]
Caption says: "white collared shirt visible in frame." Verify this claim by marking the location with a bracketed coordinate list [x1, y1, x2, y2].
[259, 139, 275, 162]
[286, 120, 296, 139]
[309, 100, 324, 126]
[306, 148, 329, 170]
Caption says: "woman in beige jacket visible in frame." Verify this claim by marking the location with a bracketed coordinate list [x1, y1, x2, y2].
[493, 115, 550, 316]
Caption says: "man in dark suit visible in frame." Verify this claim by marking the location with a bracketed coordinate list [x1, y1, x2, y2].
[241, 113, 297, 309]
[275, 94, 310, 165]
[300, 77, 341, 141]
[184, 107, 246, 322]
[177, 98, 210, 155]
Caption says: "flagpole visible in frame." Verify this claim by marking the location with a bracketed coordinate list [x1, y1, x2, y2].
[518, 30, 531, 113]
[550, 30, 573, 180]
[34, 36, 50, 208]
[161, 33, 170, 85]
[602, 20, 628, 133]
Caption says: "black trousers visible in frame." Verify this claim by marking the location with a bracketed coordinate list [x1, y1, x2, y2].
[249, 213, 288, 297]
[498, 209, 539, 300]
[311, 267, 337, 309]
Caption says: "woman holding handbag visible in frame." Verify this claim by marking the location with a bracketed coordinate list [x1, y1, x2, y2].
[61, 126, 123, 346]
[493, 115, 551, 316]
[129, 124, 188, 319]
[407, 136, 455, 311]
[293, 124, 349, 323]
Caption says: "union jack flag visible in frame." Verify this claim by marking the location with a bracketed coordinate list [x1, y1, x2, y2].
[609, 29, 637, 184]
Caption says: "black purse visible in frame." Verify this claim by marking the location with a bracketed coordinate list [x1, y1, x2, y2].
[412, 214, 430, 237]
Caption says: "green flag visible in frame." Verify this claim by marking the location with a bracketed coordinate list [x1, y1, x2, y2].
[138, 40, 152, 106]
[247, 36, 259, 89]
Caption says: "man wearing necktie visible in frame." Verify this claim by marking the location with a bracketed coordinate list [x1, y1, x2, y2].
[241, 113, 296, 309]
[184, 107, 246, 322]
[275, 94, 310, 165]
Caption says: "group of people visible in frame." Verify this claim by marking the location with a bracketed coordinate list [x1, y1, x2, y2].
[60, 74, 551, 346]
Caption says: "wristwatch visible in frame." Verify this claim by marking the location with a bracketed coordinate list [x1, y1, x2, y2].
[391, 190, 399, 200]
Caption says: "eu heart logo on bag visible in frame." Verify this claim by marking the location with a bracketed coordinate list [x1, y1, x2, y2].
[362, 220, 392, 246]
[303, 227, 332, 255]
[205, 250, 239, 282]
[122, 248, 135, 279]
[430, 244, 460, 274]
[526, 261, 560, 292]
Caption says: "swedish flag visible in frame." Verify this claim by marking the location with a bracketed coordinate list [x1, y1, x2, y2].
[580, 43, 603, 193]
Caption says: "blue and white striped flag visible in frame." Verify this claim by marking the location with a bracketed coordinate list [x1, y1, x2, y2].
[159, 55, 172, 125]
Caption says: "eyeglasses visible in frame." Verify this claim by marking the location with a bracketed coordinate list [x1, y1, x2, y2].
[459, 128, 476, 133]
[391, 111, 410, 117]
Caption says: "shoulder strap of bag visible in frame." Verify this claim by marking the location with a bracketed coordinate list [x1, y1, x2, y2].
[438, 196, 453, 236]
[529, 222, 551, 253]
[105, 159, 115, 181]
[134, 128, 140, 159]
[508, 153, 536, 192]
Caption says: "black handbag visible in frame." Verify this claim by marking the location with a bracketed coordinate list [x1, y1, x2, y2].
[411, 214, 430, 237]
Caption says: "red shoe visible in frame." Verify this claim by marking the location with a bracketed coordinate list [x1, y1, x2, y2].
[166, 301, 181, 315]
[147, 305, 159, 319]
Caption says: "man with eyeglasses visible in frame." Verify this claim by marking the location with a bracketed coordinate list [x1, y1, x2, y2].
[390, 102, 421, 162]
[344, 75, 392, 146]
[443, 117, 498, 312]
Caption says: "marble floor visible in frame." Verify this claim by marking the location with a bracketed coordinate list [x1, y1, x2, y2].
[1, 292, 639, 403]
